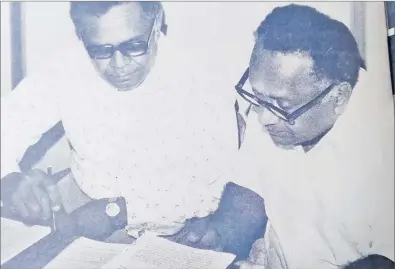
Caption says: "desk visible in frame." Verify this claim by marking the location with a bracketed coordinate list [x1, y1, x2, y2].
[1, 197, 245, 269]
[2, 231, 77, 269]
[1, 196, 128, 269]
[1, 217, 240, 269]
[1, 207, 77, 269]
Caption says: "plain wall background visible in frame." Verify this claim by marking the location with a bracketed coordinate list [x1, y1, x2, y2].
[2, 2, 354, 96]
[1, 2, 12, 96]
[23, 2, 352, 76]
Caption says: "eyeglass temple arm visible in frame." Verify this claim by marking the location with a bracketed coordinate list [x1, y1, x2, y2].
[161, 23, 168, 36]
[287, 84, 335, 122]
[235, 68, 250, 88]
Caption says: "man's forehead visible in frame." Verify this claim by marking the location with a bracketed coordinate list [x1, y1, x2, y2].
[82, 2, 150, 44]
[98, 3, 146, 27]
[252, 50, 314, 78]
[250, 50, 317, 97]
[271, 51, 314, 77]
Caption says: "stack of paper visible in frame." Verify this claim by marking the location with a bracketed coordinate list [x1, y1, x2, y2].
[102, 232, 236, 269]
[42, 232, 235, 269]
[1, 217, 51, 264]
[43, 238, 129, 269]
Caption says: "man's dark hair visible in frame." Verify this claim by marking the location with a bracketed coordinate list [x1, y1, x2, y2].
[69, 1, 164, 39]
[342, 254, 394, 269]
[253, 4, 365, 88]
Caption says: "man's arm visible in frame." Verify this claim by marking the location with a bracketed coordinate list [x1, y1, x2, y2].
[1, 70, 61, 178]
[343, 254, 394, 269]
[212, 182, 268, 260]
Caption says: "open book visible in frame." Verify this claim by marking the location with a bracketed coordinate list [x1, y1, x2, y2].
[43, 232, 236, 269]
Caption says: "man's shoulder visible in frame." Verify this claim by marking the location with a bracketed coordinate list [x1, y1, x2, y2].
[31, 38, 91, 82]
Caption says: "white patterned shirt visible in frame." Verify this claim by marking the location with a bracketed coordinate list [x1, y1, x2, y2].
[1, 34, 238, 234]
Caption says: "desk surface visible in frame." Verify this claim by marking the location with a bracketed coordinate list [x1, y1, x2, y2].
[2, 230, 77, 269]
[0, 206, 83, 269]
[1, 218, 240, 269]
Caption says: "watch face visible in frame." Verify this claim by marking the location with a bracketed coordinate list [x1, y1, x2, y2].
[106, 202, 121, 217]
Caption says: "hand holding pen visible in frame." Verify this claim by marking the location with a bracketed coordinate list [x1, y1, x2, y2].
[1, 167, 63, 227]
[47, 166, 62, 232]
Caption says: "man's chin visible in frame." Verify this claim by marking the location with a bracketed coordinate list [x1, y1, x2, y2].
[274, 143, 295, 150]
[269, 135, 296, 150]
[116, 86, 135, 92]
[110, 80, 143, 92]
[105, 73, 146, 92]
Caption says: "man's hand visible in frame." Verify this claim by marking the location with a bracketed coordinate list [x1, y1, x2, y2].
[162, 182, 267, 259]
[233, 238, 268, 269]
[343, 254, 394, 269]
[1, 169, 62, 222]
[66, 197, 128, 240]
[161, 215, 223, 251]
[212, 182, 268, 260]
[234, 261, 266, 269]
[234, 225, 289, 269]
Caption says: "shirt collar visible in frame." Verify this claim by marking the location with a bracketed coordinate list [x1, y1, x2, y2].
[298, 128, 332, 152]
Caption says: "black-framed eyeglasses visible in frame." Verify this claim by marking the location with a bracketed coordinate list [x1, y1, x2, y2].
[235, 68, 336, 125]
[85, 19, 156, 60]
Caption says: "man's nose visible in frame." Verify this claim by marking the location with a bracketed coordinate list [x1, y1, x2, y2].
[254, 106, 280, 126]
[111, 50, 131, 69]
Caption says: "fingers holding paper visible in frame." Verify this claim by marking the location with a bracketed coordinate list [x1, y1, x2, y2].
[161, 215, 223, 251]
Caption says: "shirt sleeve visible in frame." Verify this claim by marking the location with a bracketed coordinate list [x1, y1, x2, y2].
[1, 69, 61, 178]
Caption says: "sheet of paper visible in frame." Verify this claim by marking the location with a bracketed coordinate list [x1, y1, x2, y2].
[43, 237, 129, 269]
[1, 217, 51, 264]
[102, 232, 236, 269]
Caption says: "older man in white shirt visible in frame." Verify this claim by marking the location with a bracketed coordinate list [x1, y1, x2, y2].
[1, 1, 267, 257]
[232, 4, 394, 269]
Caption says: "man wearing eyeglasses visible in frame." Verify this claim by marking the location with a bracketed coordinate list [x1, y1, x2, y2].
[233, 4, 394, 269]
[1, 1, 266, 258]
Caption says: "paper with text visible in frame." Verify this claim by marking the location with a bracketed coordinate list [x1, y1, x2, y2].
[1, 217, 51, 264]
[43, 237, 129, 269]
[102, 232, 236, 269]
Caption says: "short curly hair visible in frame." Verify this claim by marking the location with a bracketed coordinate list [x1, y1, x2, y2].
[253, 4, 365, 88]
[69, 1, 163, 39]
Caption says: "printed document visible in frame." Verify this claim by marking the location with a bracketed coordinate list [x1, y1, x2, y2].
[43, 237, 129, 269]
[102, 232, 236, 269]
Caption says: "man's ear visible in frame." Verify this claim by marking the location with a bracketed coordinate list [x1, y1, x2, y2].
[334, 82, 352, 115]
[253, 30, 258, 42]
[154, 9, 164, 40]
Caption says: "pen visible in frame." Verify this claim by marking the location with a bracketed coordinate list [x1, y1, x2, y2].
[47, 166, 57, 232]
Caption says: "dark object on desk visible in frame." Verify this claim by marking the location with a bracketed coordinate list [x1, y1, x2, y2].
[385, 2, 395, 94]
[2, 191, 128, 242]
[343, 254, 395, 269]
[386, 2, 395, 29]
[18, 121, 66, 174]
[22, 196, 129, 241]
[2, 197, 128, 269]
[68, 197, 128, 241]
[389, 37, 394, 95]
[213, 182, 268, 261]
[1, 231, 78, 269]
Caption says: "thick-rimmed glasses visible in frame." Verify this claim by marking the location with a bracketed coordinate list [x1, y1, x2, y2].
[235, 68, 335, 125]
[85, 19, 156, 60]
